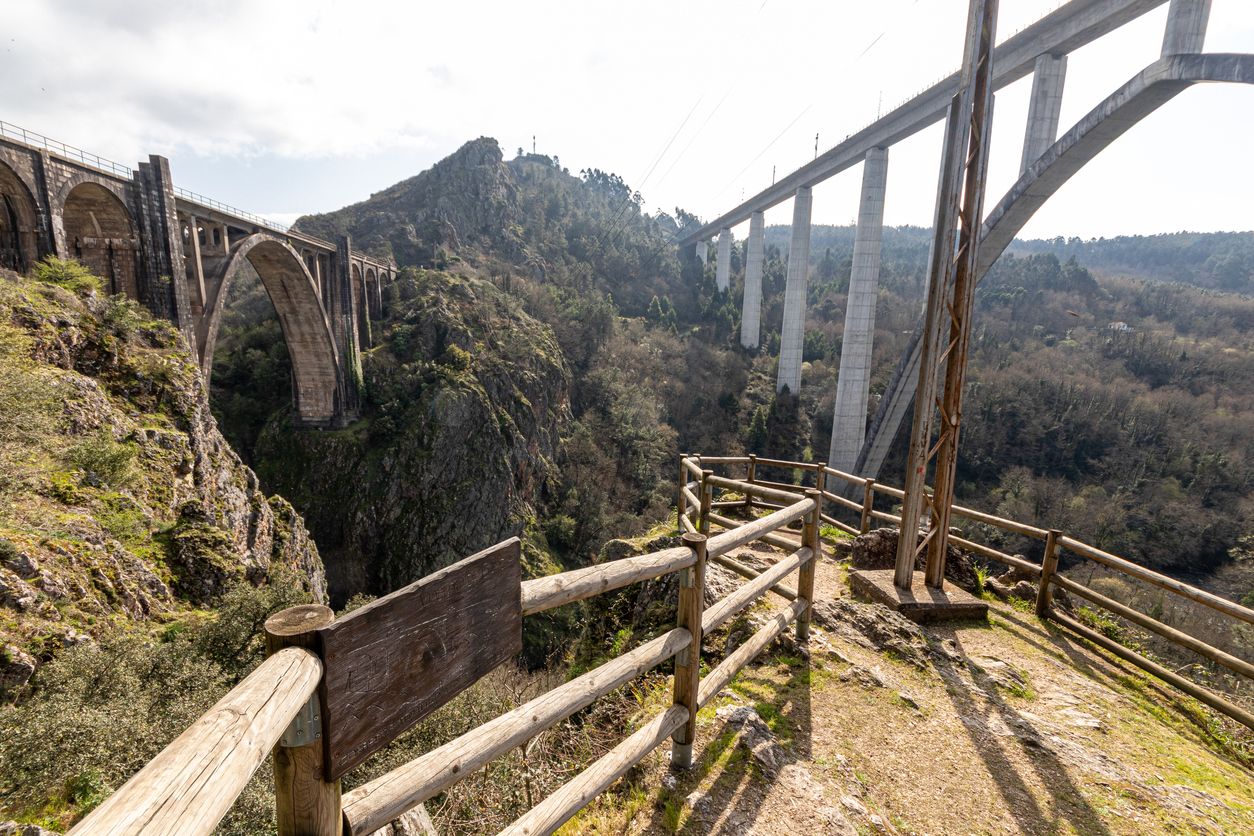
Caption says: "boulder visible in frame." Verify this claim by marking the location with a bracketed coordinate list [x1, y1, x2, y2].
[811, 599, 932, 670]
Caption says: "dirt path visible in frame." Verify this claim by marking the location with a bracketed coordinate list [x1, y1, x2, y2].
[562, 539, 1254, 835]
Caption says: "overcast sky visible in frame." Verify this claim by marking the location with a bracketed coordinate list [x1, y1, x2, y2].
[3, 0, 1252, 240]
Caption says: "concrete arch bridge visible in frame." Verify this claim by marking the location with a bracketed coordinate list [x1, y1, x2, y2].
[0, 127, 394, 427]
[678, 0, 1249, 484]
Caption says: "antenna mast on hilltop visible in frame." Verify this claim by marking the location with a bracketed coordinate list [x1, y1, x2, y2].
[894, 0, 999, 591]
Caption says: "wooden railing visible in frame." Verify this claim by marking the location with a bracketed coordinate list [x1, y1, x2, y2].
[71, 477, 824, 835]
[682, 453, 1254, 731]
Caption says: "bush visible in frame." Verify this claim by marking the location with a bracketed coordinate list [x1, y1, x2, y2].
[65, 432, 136, 489]
[30, 257, 101, 295]
[0, 578, 311, 830]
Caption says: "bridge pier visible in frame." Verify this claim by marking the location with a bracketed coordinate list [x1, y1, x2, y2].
[696, 240, 708, 266]
[133, 155, 193, 345]
[715, 228, 732, 292]
[828, 148, 888, 472]
[331, 236, 364, 425]
[1021, 54, 1067, 174]
[740, 211, 765, 350]
[776, 187, 812, 394]
[1162, 0, 1211, 55]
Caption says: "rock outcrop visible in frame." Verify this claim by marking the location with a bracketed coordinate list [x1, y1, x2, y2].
[253, 270, 568, 599]
[0, 271, 324, 670]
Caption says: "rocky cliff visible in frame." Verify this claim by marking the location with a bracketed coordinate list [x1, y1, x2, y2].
[295, 137, 522, 266]
[252, 268, 569, 600]
[0, 266, 324, 692]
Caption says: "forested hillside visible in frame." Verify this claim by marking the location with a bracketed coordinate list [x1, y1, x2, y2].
[211, 138, 1253, 609]
[1010, 230, 1254, 295]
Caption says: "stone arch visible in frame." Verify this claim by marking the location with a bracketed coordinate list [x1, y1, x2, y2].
[0, 160, 40, 272]
[61, 180, 139, 298]
[203, 234, 342, 426]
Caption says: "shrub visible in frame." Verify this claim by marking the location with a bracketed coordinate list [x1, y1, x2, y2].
[65, 432, 137, 489]
[30, 257, 101, 295]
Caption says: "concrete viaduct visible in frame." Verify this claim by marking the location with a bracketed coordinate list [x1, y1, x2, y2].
[0, 127, 394, 428]
[679, 0, 1246, 482]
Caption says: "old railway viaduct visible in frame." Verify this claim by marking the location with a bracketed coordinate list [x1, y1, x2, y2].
[0, 125, 395, 427]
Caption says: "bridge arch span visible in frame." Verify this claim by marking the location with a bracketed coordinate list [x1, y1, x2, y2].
[61, 179, 140, 299]
[203, 234, 343, 426]
[857, 52, 1254, 481]
[0, 160, 40, 272]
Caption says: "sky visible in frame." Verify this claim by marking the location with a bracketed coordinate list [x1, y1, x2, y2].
[3, 0, 1252, 240]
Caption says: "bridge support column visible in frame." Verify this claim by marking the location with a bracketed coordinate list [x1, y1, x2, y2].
[776, 186, 812, 394]
[1162, 0, 1211, 55]
[828, 148, 888, 473]
[330, 236, 363, 425]
[715, 227, 732, 292]
[185, 215, 207, 312]
[696, 240, 708, 266]
[741, 210, 765, 350]
[1021, 54, 1067, 174]
[134, 155, 192, 345]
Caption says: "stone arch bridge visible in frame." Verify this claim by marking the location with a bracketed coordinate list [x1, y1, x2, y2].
[0, 127, 394, 427]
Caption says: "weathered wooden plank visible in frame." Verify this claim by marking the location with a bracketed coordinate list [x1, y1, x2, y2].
[519, 547, 694, 616]
[1059, 536, 1254, 625]
[1050, 610, 1254, 730]
[318, 539, 522, 779]
[706, 499, 814, 558]
[698, 599, 807, 708]
[498, 705, 690, 835]
[703, 548, 809, 634]
[341, 628, 692, 835]
[68, 648, 322, 836]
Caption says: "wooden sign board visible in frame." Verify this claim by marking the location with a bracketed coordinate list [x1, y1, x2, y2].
[317, 538, 522, 779]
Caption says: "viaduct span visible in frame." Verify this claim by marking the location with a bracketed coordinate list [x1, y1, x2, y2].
[680, 0, 1247, 483]
[0, 125, 395, 427]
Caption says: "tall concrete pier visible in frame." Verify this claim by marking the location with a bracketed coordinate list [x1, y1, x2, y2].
[715, 227, 732, 292]
[741, 211, 765, 349]
[776, 187, 812, 394]
[828, 148, 889, 472]
[1162, 0, 1211, 55]
[1021, 54, 1067, 173]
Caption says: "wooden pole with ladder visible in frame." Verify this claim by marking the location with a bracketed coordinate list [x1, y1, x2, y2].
[894, 0, 999, 590]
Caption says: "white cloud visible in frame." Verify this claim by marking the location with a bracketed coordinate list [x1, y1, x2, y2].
[3, 0, 1252, 236]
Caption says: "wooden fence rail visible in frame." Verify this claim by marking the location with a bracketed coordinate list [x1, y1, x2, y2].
[689, 453, 1254, 732]
[72, 450, 1254, 836]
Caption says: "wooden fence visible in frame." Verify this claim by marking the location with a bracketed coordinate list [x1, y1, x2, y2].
[683, 453, 1254, 732]
[70, 477, 824, 835]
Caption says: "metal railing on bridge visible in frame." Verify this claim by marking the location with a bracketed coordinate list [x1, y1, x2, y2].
[0, 118, 291, 234]
[0, 119, 133, 179]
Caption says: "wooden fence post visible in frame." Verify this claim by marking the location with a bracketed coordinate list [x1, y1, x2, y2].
[796, 490, 821, 642]
[677, 454, 689, 531]
[698, 470, 713, 535]
[265, 604, 341, 836]
[814, 464, 827, 520]
[671, 532, 707, 769]
[745, 454, 757, 517]
[860, 480, 876, 534]
[1036, 529, 1062, 618]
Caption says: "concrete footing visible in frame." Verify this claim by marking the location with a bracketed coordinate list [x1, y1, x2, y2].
[849, 569, 988, 623]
